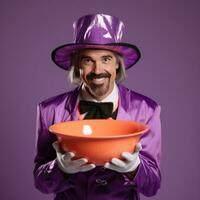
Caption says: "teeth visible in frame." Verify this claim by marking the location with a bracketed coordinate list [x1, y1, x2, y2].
[94, 78, 104, 81]
[91, 77, 105, 83]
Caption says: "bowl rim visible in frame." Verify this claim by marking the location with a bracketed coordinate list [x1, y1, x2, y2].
[49, 119, 150, 139]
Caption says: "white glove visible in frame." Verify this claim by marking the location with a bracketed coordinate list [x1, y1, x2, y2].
[52, 141, 96, 174]
[104, 143, 142, 173]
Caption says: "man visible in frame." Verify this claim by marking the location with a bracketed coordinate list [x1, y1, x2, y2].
[34, 14, 161, 200]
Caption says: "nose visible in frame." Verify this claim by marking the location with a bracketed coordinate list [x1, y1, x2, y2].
[93, 61, 102, 74]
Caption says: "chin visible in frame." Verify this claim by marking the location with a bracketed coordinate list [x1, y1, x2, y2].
[88, 84, 110, 99]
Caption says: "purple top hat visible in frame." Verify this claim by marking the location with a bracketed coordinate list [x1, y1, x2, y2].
[51, 14, 141, 70]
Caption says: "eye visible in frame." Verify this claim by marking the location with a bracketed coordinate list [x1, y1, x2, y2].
[82, 58, 93, 65]
[102, 57, 111, 63]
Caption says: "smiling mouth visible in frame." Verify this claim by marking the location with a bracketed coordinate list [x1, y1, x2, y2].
[91, 77, 107, 84]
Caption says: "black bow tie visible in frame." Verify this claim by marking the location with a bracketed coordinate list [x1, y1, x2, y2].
[79, 100, 117, 119]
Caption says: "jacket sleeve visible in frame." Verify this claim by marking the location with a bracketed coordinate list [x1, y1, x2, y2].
[33, 103, 73, 194]
[123, 104, 162, 197]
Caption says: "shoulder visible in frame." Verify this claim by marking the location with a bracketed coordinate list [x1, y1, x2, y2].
[39, 87, 78, 109]
[37, 87, 79, 127]
[118, 84, 161, 114]
[37, 87, 79, 117]
[39, 92, 68, 109]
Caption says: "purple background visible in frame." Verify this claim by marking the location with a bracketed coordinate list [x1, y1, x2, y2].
[1, 0, 199, 199]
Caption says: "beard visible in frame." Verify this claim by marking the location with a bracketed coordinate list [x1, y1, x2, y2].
[85, 72, 112, 98]
[87, 81, 110, 97]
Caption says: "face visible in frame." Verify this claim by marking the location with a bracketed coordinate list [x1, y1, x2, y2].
[78, 49, 118, 100]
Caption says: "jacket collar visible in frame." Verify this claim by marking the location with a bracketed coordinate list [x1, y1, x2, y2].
[64, 86, 80, 112]
[65, 84, 132, 121]
[116, 84, 132, 120]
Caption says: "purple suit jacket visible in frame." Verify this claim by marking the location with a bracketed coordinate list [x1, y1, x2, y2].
[34, 84, 161, 200]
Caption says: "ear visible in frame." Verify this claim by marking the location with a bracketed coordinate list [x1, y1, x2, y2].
[116, 65, 119, 69]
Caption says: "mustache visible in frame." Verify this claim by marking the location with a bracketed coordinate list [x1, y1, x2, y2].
[86, 72, 111, 80]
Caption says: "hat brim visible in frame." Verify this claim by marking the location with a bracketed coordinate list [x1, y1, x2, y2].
[51, 43, 141, 70]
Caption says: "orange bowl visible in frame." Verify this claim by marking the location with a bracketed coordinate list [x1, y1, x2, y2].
[49, 119, 149, 165]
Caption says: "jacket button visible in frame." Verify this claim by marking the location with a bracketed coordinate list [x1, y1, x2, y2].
[101, 167, 106, 171]
[96, 179, 108, 186]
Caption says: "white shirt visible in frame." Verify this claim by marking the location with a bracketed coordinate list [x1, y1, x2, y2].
[79, 83, 119, 111]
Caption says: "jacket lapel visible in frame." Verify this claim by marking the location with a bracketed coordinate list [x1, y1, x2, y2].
[65, 84, 132, 121]
[116, 84, 132, 121]
[64, 86, 81, 121]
